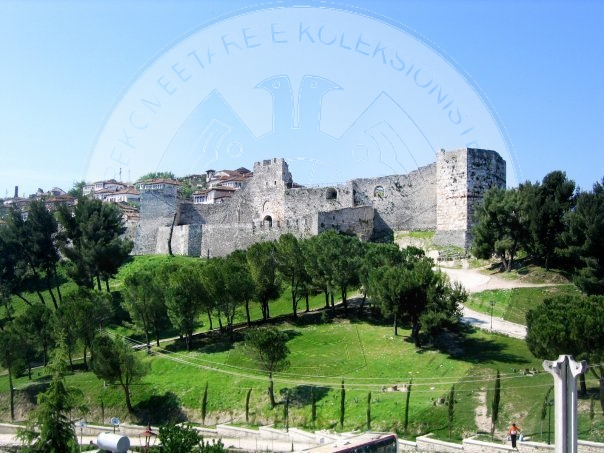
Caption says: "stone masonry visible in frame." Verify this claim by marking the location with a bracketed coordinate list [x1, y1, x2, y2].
[133, 148, 506, 257]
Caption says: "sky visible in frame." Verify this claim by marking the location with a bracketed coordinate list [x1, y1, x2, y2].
[0, 0, 602, 198]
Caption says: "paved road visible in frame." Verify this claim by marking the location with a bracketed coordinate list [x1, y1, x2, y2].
[439, 266, 528, 339]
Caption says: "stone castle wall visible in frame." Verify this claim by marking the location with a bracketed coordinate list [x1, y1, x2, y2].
[134, 149, 506, 256]
[435, 148, 506, 248]
[352, 164, 437, 239]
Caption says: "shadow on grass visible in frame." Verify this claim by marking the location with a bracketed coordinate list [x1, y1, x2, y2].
[446, 328, 531, 365]
[19, 381, 51, 405]
[279, 385, 330, 407]
[135, 391, 186, 425]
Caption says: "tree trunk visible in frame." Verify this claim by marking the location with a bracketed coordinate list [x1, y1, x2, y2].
[245, 300, 251, 327]
[96, 274, 102, 291]
[393, 313, 398, 336]
[83, 345, 88, 371]
[206, 309, 213, 331]
[54, 266, 63, 304]
[105, 278, 110, 293]
[123, 384, 134, 413]
[8, 366, 14, 422]
[341, 288, 347, 313]
[46, 275, 59, 310]
[268, 372, 276, 409]
[600, 374, 604, 414]
[15, 293, 33, 306]
[324, 290, 329, 309]
[292, 293, 298, 319]
[305, 293, 310, 312]
[155, 328, 161, 347]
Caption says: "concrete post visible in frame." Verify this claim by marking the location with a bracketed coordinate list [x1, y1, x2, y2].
[542, 355, 587, 453]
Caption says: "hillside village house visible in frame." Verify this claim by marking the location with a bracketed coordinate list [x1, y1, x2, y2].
[83, 179, 128, 200]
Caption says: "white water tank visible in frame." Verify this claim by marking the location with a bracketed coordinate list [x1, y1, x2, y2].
[97, 432, 130, 452]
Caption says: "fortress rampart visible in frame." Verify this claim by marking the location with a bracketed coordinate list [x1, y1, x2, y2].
[132, 148, 506, 257]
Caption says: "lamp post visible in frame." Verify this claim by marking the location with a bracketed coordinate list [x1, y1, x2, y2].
[139, 425, 157, 451]
[547, 399, 554, 445]
[490, 300, 495, 332]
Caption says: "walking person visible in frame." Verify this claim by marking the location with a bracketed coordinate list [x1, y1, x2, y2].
[508, 422, 521, 448]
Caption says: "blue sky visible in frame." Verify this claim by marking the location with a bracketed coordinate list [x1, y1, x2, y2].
[0, 0, 602, 197]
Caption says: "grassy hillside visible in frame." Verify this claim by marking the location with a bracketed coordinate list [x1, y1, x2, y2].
[1, 256, 602, 444]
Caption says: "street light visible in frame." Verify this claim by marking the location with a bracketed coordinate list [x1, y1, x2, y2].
[139, 425, 157, 451]
[490, 300, 495, 332]
[547, 399, 554, 445]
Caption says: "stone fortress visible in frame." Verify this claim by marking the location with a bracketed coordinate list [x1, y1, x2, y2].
[133, 147, 506, 258]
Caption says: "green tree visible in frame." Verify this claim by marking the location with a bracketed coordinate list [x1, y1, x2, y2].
[17, 336, 79, 452]
[15, 303, 55, 373]
[60, 288, 112, 370]
[67, 180, 86, 198]
[561, 179, 604, 294]
[164, 262, 207, 351]
[2, 202, 62, 307]
[276, 233, 308, 319]
[246, 241, 281, 321]
[0, 325, 22, 421]
[92, 334, 149, 413]
[205, 253, 253, 335]
[368, 250, 458, 345]
[526, 295, 604, 406]
[472, 187, 528, 272]
[358, 242, 405, 308]
[57, 197, 132, 291]
[525, 171, 575, 270]
[303, 235, 333, 309]
[158, 423, 225, 453]
[137, 171, 176, 181]
[123, 268, 168, 348]
[244, 327, 290, 409]
[320, 232, 363, 313]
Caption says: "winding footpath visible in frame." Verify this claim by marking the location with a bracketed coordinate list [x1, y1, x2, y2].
[438, 266, 539, 339]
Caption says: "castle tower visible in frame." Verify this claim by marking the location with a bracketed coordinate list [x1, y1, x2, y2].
[435, 148, 506, 249]
[248, 158, 293, 227]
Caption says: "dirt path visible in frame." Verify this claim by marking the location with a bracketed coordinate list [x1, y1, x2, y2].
[438, 266, 532, 339]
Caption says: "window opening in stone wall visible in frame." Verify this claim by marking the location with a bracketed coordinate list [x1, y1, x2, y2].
[263, 215, 273, 228]
[326, 188, 337, 200]
[374, 186, 384, 199]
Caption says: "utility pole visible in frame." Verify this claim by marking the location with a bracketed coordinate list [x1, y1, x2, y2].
[543, 355, 587, 453]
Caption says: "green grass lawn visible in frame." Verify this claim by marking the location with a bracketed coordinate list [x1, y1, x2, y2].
[465, 285, 582, 325]
[1, 257, 602, 444]
[2, 317, 602, 443]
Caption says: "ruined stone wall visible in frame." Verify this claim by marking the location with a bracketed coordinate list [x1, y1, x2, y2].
[133, 191, 178, 254]
[284, 185, 355, 220]
[351, 164, 437, 238]
[200, 223, 294, 258]
[317, 206, 374, 240]
[133, 149, 505, 256]
[156, 224, 202, 255]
